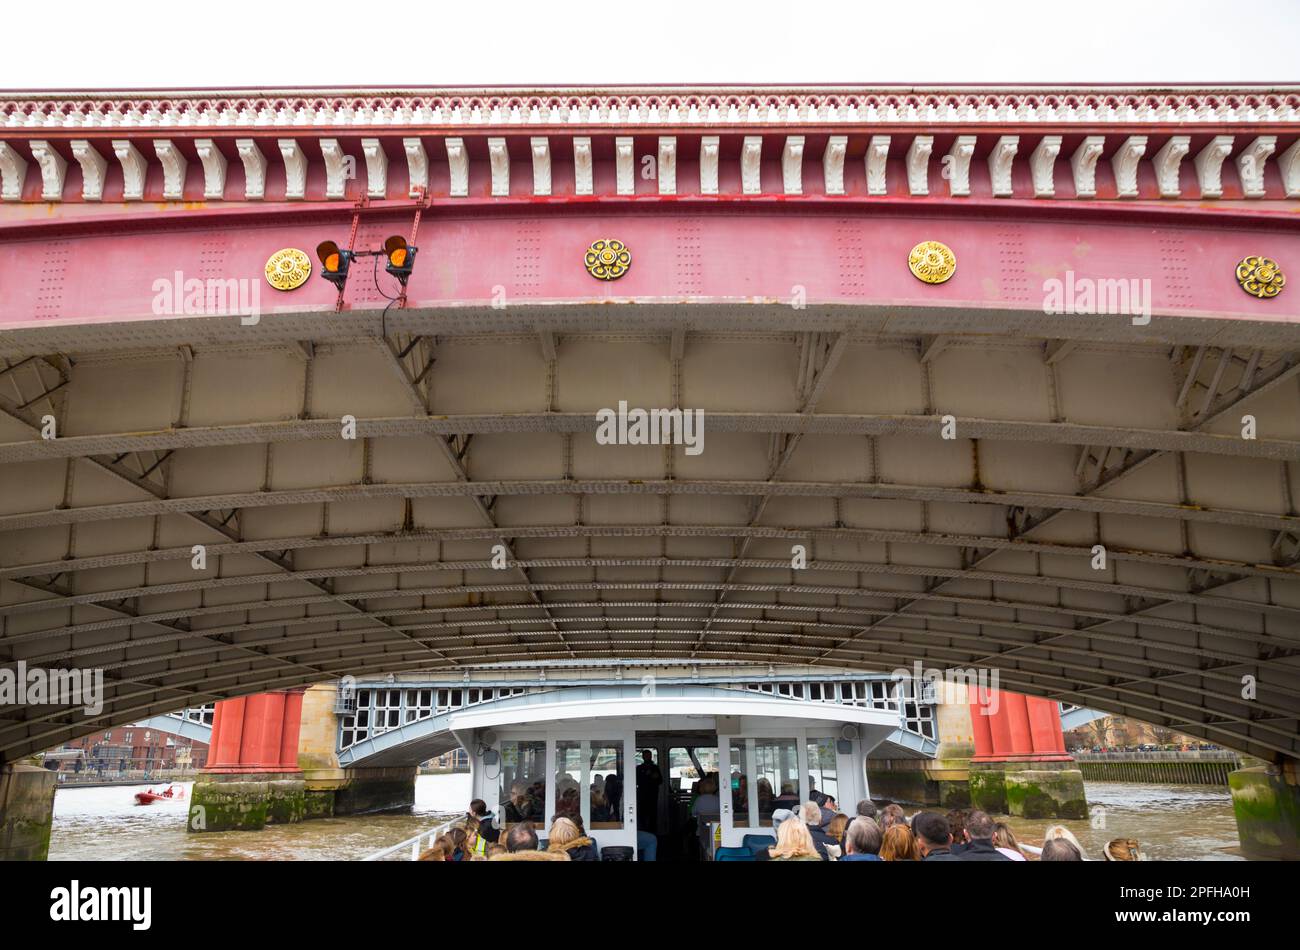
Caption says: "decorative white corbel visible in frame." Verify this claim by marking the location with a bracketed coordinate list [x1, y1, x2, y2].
[987, 135, 1018, 197]
[906, 135, 933, 195]
[1152, 135, 1190, 197]
[865, 135, 890, 195]
[822, 135, 847, 196]
[1279, 139, 1300, 198]
[0, 142, 28, 201]
[700, 136, 720, 195]
[615, 136, 634, 195]
[482, 138, 507, 196]
[573, 136, 593, 195]
[29, 140, 68, 200]
[152, 139, 187, 199]
[1110, 135, 1147, 197]
[320, 139, 349, 199]
[741, 136, 762, 194]
[1237, 135, 1276, 198]
[194, 139, 227, 200]
[111, 140, 147, 201]
[361, 138, 388, 198]
[1070, 135, 1105, 198]
[1029, 135, 1061, 197]
[781, 135, 804, 195]
[445, 138, 468, 196]
[278, 139, 307, 200]
[1194, 135, 1233, 198]
[945, 135, 975, 197]
[71, 140, 108, 201]
[236, 139, 266, 200]
[403, 138, 427, 197]
[530, 137, 550, 196]
[658, 136, 676, 195]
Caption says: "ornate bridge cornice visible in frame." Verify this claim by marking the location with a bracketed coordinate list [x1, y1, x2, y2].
[3, 85, 1299, 206]
[4, 85, 1300, 129]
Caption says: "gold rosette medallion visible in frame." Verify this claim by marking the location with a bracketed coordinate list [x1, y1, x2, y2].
[908, 241, 957, 284]
[1235, 256, 1285, 299]
[584, 239, 632, 281]
[264, 248, 313, 291]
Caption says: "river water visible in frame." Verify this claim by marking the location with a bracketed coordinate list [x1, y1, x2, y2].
[47, 775, 1242, 861]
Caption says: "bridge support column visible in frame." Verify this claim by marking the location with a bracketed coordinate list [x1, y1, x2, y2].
[0, 758, 57, 861]
[1229, 760, 1300, 860]
[188, 689, 307, 833]
[968, 688, 1087, 820]
[296, 683, 416, 817]
[866, 681, 973, 807]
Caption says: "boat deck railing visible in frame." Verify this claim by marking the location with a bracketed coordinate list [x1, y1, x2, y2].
[361, 816, 462, 862]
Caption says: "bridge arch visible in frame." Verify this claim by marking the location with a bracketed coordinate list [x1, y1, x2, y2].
[0, 84, 1296, 772]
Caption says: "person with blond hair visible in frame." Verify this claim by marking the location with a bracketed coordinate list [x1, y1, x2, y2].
[992, 822, 1027, 861]
[879, 822, 920, 861]
[767, 812, 822, 861]
[1043, 824, 1089, 860]
[546, 816, 599, 861]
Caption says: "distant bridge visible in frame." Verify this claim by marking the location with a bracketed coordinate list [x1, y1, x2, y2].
[136, 680, 1113, 767]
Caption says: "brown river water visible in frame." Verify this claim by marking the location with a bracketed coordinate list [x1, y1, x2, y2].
[47, 775, 1242, 861]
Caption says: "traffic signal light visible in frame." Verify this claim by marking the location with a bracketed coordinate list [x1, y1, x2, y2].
[316, 240, 352, 291]
[384, 234, 417, 285]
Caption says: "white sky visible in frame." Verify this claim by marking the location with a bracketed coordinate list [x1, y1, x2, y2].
[3, 0, 1299, 89]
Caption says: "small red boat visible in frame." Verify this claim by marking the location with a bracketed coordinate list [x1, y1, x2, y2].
[134, 784, 185, 805]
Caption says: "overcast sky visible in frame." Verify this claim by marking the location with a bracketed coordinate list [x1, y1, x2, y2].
[4, 0, 1299, 89]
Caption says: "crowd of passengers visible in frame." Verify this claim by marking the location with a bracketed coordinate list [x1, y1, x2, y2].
[418, 795, 1143, 862]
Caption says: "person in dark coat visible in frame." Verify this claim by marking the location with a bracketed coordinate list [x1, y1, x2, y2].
[956, 811, 1011, 861]
[547, 817, 599, 861]
[913, 812, 960, 861]
[801, 801, 836, 859]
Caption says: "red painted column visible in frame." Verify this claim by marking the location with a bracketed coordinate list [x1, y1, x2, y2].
[1027, 695, 1074, 761]
[968, 688, 1073, 762]
[1006, 692, 1034, 756]
[279, 689, 305, 770]
[201, 690, 304, 774]
[968, 685, 994, 759]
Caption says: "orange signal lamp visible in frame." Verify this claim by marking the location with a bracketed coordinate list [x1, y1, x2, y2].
[384, 235, 417, 285]
[316, 240, 352, 291]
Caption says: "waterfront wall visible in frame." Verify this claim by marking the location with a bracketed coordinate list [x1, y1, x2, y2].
[1074, 752, 1242, 786]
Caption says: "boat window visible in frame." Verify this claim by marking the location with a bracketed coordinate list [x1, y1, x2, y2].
[729, 740, 750, 828]
[807, 737, 839, 804]
[754, 738, 799, 825]
[590, 741, 624, 829]
[500, 740, 546, 826]
[554, 740, 583, 824]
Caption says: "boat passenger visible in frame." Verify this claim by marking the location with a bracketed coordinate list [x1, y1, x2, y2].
[955, 811, 1010, 861]
[547, 817, 599, 861]
[991, 822, 1028, 861]
[879, 823, 919, 861]
[766, 813, 822, 861]
[488, 821, 571, 861]
[839, 817, 883, 861]
[802, 801, 836, 860]
[913, 812, 960, 861]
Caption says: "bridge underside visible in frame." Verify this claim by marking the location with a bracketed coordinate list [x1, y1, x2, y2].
[1, 207, 1299, 766]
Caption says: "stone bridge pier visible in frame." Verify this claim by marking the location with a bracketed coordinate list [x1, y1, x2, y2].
[189, 684, 416, 833]
[867, 684, 1088, 820]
